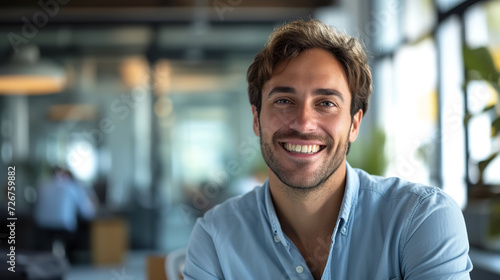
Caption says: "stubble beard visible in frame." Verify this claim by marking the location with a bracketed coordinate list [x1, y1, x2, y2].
[258, 119, 350, 195]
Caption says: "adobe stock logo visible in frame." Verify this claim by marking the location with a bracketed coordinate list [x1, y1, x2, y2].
[7, 0, 71, 53]
[212, 0, 244, 21]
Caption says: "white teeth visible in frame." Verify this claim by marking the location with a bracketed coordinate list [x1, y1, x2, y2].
[283, 143, 322, 154]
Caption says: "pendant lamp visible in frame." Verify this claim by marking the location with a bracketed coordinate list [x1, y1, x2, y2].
[0, 45, 66, 95]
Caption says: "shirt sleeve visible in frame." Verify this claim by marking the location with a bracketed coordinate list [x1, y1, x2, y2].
[401, 191, 473, 280]
[73, 183, 96, 220]
[183, 218, 224, 280]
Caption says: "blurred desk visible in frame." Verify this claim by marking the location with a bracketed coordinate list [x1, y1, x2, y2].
[91, 217, 128, 266]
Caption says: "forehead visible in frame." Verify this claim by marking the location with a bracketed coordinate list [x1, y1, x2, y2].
[263, 48, 350, 98]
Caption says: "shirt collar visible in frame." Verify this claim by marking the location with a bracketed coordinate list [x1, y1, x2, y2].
[263, 161, 360, 245]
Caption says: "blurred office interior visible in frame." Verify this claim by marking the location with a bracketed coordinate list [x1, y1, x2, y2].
[0, 0, 499, 279]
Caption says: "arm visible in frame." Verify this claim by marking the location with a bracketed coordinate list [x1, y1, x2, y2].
[401, 191, 473, 279]
[74, 183, 97, 220]
[183, 219, 224, 280]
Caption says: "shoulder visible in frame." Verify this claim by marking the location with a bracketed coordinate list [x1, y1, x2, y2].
[354, 168, 453, 205]
[352, 168, 464, 236]
[351, 169, 470, 259]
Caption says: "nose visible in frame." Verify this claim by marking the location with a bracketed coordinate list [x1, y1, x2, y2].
[288, 103, 317, 132]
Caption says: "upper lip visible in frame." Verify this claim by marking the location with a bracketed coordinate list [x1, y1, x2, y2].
[278, 140, 325, 146]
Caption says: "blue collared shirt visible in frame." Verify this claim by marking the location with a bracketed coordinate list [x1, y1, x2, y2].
[35, 176, 96, 232]
[183, 163, 472, 279]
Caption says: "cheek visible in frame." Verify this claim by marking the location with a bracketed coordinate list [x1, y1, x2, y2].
[322, 119, 351, 139]
[260, 111, 290, 136]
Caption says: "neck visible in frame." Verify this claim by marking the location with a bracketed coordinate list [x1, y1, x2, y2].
[269, 162, 347, 241]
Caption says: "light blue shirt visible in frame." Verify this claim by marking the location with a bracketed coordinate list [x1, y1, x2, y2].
[183, 163, 472, 279]
[35, 176, 96, 232]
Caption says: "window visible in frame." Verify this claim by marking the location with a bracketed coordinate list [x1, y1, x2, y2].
[369, 0, 500, 209]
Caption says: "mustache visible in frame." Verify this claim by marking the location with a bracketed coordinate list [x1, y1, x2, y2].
[272, 129, 334, 145]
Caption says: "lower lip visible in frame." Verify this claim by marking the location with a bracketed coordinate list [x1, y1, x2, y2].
[280, 144, 323, 158]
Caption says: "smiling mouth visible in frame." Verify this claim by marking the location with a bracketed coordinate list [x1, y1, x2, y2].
[281, 143, 326, 154]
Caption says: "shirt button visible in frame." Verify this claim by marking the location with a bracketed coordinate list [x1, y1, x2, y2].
[296, 265, 304, 273]
[274, 235, 280, 243]
[341, 227, 347, 235]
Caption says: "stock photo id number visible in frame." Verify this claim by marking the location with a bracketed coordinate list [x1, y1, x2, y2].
[6, 166, 16, 273]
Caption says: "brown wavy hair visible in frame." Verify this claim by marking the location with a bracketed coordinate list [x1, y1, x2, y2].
[247, 19, 372, 117]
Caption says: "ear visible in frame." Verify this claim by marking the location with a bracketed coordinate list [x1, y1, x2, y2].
[252, 105, 260, 137]
[348, 109, 363, 143]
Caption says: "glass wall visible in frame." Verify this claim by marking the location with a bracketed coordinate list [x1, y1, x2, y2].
[464, 1, 500, 186]
[370, 0, 500, 209]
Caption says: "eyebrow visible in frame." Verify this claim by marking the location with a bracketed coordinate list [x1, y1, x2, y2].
[266, 86, 345, 103]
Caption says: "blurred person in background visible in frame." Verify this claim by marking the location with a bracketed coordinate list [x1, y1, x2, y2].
[34, 167, 97, 263]
[183, 19, 472, 280]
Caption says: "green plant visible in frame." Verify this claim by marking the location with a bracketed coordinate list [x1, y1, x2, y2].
[463, 46, 500, 186]
[347, 127, 387, 176]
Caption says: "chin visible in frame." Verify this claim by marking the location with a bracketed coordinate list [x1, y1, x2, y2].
[276, 171, 332, 191]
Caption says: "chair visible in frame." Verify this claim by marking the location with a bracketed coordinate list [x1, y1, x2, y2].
[165, 248, 186, 280]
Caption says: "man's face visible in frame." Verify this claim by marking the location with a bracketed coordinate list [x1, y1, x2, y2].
[252, 48, 362, 190]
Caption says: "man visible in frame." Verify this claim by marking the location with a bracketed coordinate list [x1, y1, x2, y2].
[35, 167, 97, 262]
[183, 19, 472, 279]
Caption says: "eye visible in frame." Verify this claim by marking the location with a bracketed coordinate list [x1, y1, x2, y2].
[275, 99, 292, 105]
[319, 101, 336, 107]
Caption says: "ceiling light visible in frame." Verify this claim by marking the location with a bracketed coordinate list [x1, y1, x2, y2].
[0, 45, 66, 95]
